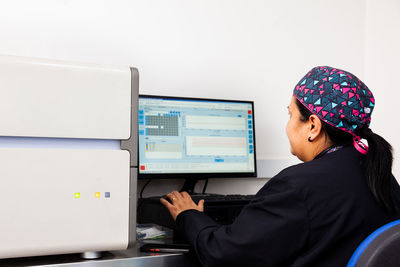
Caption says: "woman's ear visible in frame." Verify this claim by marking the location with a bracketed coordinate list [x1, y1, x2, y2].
[308, 115, 323, 141]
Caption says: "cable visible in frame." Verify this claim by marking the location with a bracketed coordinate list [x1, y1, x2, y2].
[140, 179, 152, 199]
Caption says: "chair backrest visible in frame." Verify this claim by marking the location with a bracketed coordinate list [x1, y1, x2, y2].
[347, 219, 400, 267]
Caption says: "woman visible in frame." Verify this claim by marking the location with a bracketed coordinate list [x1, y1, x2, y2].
[160, 66, 400, 267]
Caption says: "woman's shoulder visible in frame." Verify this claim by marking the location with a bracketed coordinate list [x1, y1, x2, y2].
[272, 146, 362, 186]
[274, 157, 328, 180]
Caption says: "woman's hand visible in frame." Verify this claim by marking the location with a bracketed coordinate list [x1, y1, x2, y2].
[160, 191, 204, 221]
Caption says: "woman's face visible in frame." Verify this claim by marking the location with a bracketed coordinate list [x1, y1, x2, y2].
[286, 96, 310, 161]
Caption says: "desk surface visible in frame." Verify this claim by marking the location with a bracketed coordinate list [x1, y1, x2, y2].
[0, 243, 200, 267]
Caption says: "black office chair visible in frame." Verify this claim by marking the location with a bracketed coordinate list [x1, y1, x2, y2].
[347, 219, 400, 267]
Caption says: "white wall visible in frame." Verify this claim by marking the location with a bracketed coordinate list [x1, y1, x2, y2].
[365, 0, 400, 178]
[2, 0, 396, 196]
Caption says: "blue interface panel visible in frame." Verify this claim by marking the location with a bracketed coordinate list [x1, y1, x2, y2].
[138, 96, 255, 174]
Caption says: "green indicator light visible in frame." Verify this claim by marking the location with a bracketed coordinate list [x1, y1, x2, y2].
[75, 193, 80, 199]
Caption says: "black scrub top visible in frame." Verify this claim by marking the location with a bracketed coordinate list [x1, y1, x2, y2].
[176, 146, 400, 267]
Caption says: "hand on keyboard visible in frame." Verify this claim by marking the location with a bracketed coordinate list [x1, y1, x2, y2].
[160, 191, 205, 221]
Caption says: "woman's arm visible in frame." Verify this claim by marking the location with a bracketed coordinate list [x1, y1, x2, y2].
[165, 177, 310, 267]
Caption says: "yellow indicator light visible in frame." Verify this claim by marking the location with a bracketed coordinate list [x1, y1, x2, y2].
[95, 192, 101, 198]
[75, 193, 80, 199]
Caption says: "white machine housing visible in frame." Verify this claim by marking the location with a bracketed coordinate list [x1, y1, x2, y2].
[0, 55, 138, 259]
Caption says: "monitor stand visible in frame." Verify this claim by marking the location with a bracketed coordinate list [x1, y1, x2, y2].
[180, 178, 203, 195]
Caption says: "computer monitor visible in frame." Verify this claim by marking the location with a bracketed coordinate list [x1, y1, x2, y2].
[138, 95, 256, 192]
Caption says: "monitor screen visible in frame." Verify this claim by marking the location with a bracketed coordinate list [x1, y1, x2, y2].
[138, 95, 256, 179]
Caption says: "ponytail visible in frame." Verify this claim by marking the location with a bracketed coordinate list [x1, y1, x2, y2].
[295, 99, 397, 212]
[357, 127, 396, 212]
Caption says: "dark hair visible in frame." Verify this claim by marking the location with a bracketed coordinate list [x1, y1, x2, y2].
[295, 99, 396, 212]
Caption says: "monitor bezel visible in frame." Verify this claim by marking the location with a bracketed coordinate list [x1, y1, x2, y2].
[137, 94, 257, 179]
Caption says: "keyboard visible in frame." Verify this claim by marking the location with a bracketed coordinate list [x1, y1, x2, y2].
[188, 194, 255, 206]
[138, 194, 255, 229]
